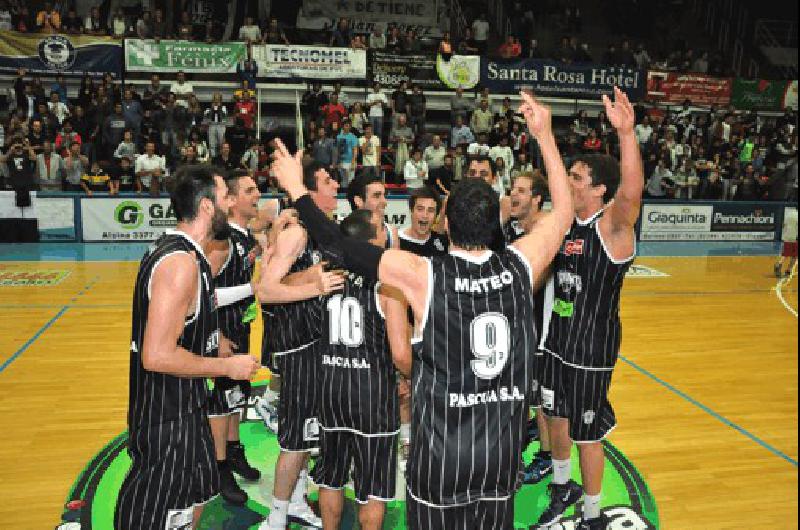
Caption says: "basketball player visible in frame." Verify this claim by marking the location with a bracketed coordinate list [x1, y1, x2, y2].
[399, 186, 449, 257]
[536, 87, 643, 530]
[347, 173, 399, 249]
[315, 209, 412, 530]
[271, 89, 574, 529]
[259, 161, 342, 530]
[114, 165, 260, 530]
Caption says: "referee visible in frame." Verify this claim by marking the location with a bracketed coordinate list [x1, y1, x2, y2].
[114, 165, 259, 530]
[272, 90, 574, 529]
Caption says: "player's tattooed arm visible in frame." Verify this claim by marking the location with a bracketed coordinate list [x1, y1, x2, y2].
[142, 252, 258, 380]
[513, 91, 574, 284]
[381, 285, 412, 377]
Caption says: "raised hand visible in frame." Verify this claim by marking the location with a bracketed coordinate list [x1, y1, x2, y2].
[270, 138, 305, 199]
[518, 90, 552, 139]
[602, 86, 635, 135]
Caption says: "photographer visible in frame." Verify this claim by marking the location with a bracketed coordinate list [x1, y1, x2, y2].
[0, 137, 37, 191]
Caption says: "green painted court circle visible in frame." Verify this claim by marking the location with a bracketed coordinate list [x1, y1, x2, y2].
[61, 386, 659, 529]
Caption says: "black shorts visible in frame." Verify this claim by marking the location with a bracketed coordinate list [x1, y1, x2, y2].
[208, 375, 252, 417]
[539, 351, 616, 442]
[314, 430, 397, 503]
[405, 495, 514, 530]
[115, 409, 219, 530]
[275, 341, 320, 451]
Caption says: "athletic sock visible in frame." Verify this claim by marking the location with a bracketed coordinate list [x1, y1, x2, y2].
[267, 498, 289, 527]
[552, 458, 571, 485]
[583, 493, 601, 520]
[290, 468, 308, 504]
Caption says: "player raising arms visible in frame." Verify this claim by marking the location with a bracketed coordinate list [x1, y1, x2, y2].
[536, 87, 644, 530]
[271, 90, 573, 530]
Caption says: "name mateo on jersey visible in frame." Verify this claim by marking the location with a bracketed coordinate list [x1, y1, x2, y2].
[449, 385, 526, 408]
[454, 271, 514, 294]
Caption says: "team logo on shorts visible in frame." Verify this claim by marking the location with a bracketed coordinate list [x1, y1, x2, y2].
[583, 410, 596, 424]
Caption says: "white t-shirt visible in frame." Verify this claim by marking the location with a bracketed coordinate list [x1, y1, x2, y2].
[404, 159, 428, 189]
[359, 136, 381, 166]
[239, 25, 261, 41]
[135, 154, 165, 187]
[366, 92, 388, 118]
[48, 101, 70, 124]
[170, 81, 194, 108]
[423, 145, 447, 169]
[634, 123, 653, 144]
[472, 19, 490, 41]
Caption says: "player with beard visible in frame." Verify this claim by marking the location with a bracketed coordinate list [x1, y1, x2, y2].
[347, 174, 399, 249]
[536, 87, 643, 530]
[115, 165, 260, 530]
[272, 90, 574, 530]
[259, 161, 344, 530]
[399, 186, 449, 257]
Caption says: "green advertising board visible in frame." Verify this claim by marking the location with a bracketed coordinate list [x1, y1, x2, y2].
[732, 79, 796, 111]
[124, 39, 246, 73]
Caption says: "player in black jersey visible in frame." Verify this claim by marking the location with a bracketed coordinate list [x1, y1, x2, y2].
[536, 87, 643, 530]
[272, 90, 574, 530]
[115, 165, 259, 530]
[347, 173, 399, 249]
[260, 162, 344, 530]
[315, 209, 411, 530]
[399, 186, 449, 257]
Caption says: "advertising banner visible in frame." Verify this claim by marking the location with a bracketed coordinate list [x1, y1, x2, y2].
[0, 33, 122, 77]
[334, 197, 410, 228]
[81, 198, 176, 242]
[731, 79, 798, 111]
[481, 59, 646, 100]
[124, 39, 246, 73]
[253, 44, 367, 79]
[370, 52, 480, 90]
[296, 0, 440, 35]
[710, 203, 781, 240]
[639, 204, 713, 241]
[640, 202, 782, 241]
[0, 192, 76, 241]
[646, 71, 732, 106]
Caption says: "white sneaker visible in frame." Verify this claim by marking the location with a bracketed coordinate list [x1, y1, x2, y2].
[288, 500, 323, 528]
[254, 397, 279, 434]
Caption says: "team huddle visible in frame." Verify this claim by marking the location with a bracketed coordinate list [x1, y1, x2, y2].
[114, 89, 644, 530]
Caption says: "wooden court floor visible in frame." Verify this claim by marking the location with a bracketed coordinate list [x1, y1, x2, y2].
[0, 255, 796, 529]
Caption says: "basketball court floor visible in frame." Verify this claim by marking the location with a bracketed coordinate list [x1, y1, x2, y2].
[0, 241, 796, 529]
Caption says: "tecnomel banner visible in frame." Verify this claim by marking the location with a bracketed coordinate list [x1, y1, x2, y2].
[125, 39, 246, 73]
[640, 204, 713, 241]
[81, 198, 176, 242]
[252, 45, 367, 79]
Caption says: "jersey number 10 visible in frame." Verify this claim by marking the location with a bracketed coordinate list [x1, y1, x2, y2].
[327, 295, 364, 347]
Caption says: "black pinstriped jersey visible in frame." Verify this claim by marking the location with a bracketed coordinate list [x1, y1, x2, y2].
[398, 228, 449, 257]
[407, 248, 537, 506]
[128, 231, 219, 428]
[544, 210, 634, 368]
[261, 235, 323, 354]
[502, 218, 526, 244]
[384, 222, 395, 249]
[502, 217, 548, 345]
[319, 272, 399, 435]
[214, 223, 257, 353]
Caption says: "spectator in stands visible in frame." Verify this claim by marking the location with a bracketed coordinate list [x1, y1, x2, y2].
[574, 42, 593, 63]
[407, 84, 426, 136]
[401, 29, 421, 54]
[430, 153, 454, 195]
[204, 92, 228, 158]
[525, 38, 543, 59]
[359, 123, 381, 180]
[336, 120, 359, 187]
[320, 93, 347, 131]
[63, 142, 88, 192]
[602, 43, 619, 65]
[135, 141, 165, 196]
[102, 102, 130, 161]
[151, 8, 168, 40]
[213, 142, 238, 172]
[471, 13, 490, 55]
[330, 18, 352, 47]
[202, 19, 220, 43]
[456, 28, 478, 55]
[225, 117, 250, 160]
[48, 91, 69, 126]
[121, 88, 143, 134]
[634, 43, 651, 69]
[471, 99, 493, 137]
[186, 128, 209, 163]
[673, 157, 698, 199]
[114, 129, 137, 161]
[449, 87, 473, 126]
[490, 136, 514, 181]
[12, 6, 32, 32]
[0, 1, 12, 31]
[35, 140, 62, 192]
[26, 119, 47, 154]
[692, 51, 709, 73]
[136, 10, 152, 39]
[80, 161, 110, 196]
[239, 16, 261, 43]
[330, 81, 350, 110]
[171, 71, 194, 110]
[50, 75, 67, 104]
[438, 31, 454, 60]
[618, 40, 636, 66]
[32, 102, 57, 142]
[35, 2, 60, 33]
[451, 115, 475, 149]
[55, 120, 82, 156]
[582, 129, 603, 153]
[369, 25, 386, 50]
[184, 95, 204, 133]
[510, 121, 528, 157]
[646, 159, 674, 198]
[349, 102, 368, 135]
[302, 82, 327, 129]
[386, 25, 402, 53]
[155, 94, 184, 160]
[110, 155, 137, 194]
[404, 148, 428, 190]
[112, 8, 127, 38]
[85, 6, 107, 35]
[390, 81, 409, 129]
[635, 116, 653, 148]
[143, 74, 167, 112]
[390, 113, 414, 182]
[511, 151, 534, 180]
[351, 34, 368, 50]
[700, 169, 725, 199]
[311, 126, 337, 171]
[424, 135, 446, 171]
[1, 137, 36, 191]
[70, 106, 95, 158]
[366, 82, 388, 142]
[263, 17, 289, 45]
[498, 36, 522, 59]
[176, 11, 194, 40]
